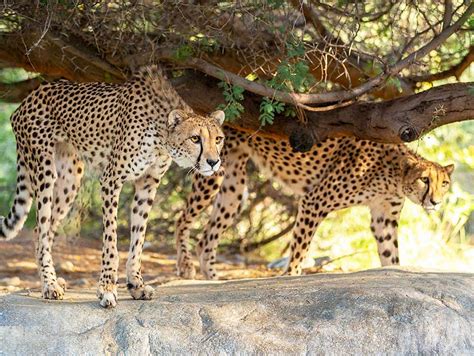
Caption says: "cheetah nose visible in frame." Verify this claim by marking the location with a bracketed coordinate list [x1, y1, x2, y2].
[430, 198, 440, 206]
[206, 158, 219, 168]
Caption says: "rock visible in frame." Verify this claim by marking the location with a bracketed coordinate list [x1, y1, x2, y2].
[73, 278, 90, 287]
[0, 276, 21, 287]
[143, 241, 153, 250]
[267, 256, 330, 269]
[0, 268, 472, 354]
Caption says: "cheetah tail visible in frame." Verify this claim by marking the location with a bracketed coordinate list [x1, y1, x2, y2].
[0, 158, 33, 241]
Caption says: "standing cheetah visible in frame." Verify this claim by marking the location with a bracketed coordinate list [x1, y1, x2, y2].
[175, 126, 453, 279]
[0, 66, 225, 307]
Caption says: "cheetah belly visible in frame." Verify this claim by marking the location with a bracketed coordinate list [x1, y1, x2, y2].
[55, 118, 115, 170]
[250, 154, 308, 196]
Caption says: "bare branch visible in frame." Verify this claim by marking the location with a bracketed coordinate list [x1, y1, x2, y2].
[0, 31, 125, 83]
[408, 45, 474, 83]
[46, 34, 125, 80]
[290, 0, 341, 45]
[242, 222, 294, 253]
[297, 83, 474, 146]
[443, 0, 453, 30]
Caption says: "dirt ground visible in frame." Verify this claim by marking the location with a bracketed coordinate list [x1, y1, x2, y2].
[0, 230, 280, 294]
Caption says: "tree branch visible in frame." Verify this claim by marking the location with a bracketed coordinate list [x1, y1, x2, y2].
[302, 83, 474, 145]
[443, 0, 453, 30]
[0, 31, 125, 83]
[171, 72, 474, 145]
[1, 64, 472, 145]
[0, 78, 43, 103]
[408, 45, 474, 83]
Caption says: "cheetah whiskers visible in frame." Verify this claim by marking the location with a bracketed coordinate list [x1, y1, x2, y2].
[186, 165, 199, 179]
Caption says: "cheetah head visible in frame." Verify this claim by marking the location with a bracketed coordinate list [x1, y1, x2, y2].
[165, 109, 225, 176]
[402, 158, 454, 212]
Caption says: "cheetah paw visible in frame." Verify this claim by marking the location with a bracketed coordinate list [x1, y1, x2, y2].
[127, 284, 155, 300]
[177, 261, 196, 279]
[57, 277, 67, 291]
[200, 265, 219, 280]
[42, 281, 65, 300]
[99, 292, 117, 308]
[97, 286, 118, 308]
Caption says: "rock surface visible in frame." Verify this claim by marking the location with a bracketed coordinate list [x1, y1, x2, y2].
[1, 268, 473, 355]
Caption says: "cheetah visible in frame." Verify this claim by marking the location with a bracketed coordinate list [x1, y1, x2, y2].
[175, 126, 453, 279]
[0, 66, 225, 307]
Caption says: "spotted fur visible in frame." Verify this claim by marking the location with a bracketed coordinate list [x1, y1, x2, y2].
[0, 66, 225, 307]
[175, 126, 454, 279]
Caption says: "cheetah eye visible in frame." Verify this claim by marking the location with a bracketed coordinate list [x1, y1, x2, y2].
[190, 135, 201, 144]
[216, 136, 224, 144]
[420, 177, 429, 184]
[442, 180, 449, 187]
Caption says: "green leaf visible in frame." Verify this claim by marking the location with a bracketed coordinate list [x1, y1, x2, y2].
[217, 82, 245, 120]
[387, 76, 402, 93]
[284, 106, 297, 118]
[468, 16, 474, 30]
[259, 97, 285, 126]
[174, 45, 194, 61]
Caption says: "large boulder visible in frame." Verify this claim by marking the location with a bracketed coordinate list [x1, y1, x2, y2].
[1, 268, 472, 354]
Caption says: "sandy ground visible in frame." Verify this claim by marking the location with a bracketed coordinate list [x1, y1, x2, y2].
[0, 230, 279, 294]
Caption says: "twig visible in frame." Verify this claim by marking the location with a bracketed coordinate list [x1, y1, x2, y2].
[242, 222, 294, 253]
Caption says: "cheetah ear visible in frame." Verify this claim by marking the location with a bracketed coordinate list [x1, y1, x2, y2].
[444, 164, 455, 175]
[210, 110, 225, 126]
[167, 109, 186, 129]
[401, 156, 419, 177]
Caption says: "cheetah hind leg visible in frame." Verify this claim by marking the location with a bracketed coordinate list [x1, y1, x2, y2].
[26, 144, 70, 301]
[46, 143, 84, 292]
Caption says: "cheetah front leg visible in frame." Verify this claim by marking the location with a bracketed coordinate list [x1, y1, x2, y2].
[125, 173, 161, 300]
[369, 198, 404, 266]
[97, 175, 123, 308]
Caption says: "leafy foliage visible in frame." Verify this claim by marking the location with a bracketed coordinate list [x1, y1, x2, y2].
[259, 97, 285, 126]
[174, 44, 194, 61]
[217, 82, 245, 121]
[256, 39, 315, 125]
